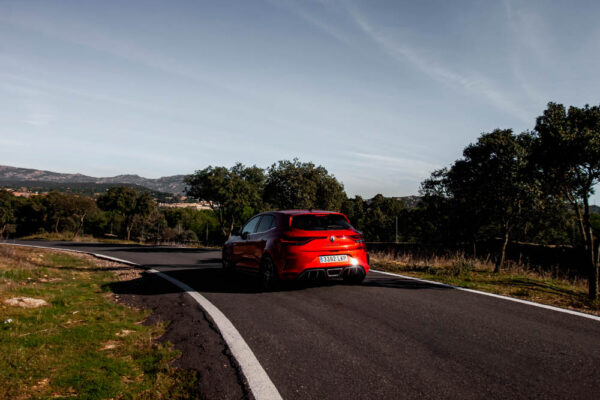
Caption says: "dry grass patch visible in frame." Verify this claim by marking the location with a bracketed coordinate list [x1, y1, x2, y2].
[371, 251, 599, 316]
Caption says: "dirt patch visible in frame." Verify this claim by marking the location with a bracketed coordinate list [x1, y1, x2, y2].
[4, 297, 49, 308]
[110, 269, 251, 400]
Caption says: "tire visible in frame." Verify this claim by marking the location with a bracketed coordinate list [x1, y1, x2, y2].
[222, 248, 233, 272]
[259, 255, 278, 291]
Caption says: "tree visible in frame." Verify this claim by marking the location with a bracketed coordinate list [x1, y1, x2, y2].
[42, 191, 69, 233]
[65, 195, 97, 239]
[421, 129, 538, 271]
[533, 102, 600, 300]
[341, 195, 366, 231]
[359, 195, 405, 242]
[264, 159, 346, 211]
[0, 190, 16, 238]
[184, 164, 265, 239]
[97, 187, 156, 241]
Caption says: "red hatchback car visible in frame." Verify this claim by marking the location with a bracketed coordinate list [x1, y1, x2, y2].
[222, 210, 370, 289]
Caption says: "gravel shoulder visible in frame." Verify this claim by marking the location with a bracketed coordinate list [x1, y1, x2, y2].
[109, 269, 252, 399]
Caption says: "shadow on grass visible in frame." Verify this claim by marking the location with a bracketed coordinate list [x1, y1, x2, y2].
[495, 276, 581, 297]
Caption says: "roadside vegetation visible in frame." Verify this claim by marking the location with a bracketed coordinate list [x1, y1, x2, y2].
[1, 102, 600, 299]
[0, 245, 198, 399]
[371, 251, 599, 316]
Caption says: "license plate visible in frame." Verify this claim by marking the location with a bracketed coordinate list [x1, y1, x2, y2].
[319, 255, 348, 264]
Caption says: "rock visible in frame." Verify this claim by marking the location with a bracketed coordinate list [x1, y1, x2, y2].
[4, 297, 49, 308]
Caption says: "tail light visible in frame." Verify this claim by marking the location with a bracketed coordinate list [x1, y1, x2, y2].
[349, 234, 366, 249]
[349, 234, 365, 243]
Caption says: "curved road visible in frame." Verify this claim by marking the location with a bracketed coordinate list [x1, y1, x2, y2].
[9, 241, 600, 399]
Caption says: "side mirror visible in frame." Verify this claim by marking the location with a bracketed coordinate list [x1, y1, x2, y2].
[241, 231, 249, 240]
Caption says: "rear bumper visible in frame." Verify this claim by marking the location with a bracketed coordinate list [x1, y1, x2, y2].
[283, 265, 366, 281]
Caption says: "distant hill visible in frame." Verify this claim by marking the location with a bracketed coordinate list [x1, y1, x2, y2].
[0, 180, 176, 202]
[0, 165, 186, 195]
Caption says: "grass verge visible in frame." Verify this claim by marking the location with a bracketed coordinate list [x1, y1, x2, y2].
[16, 233, 218, 249]
[0, 244, 198, 399]
[19, 232, 140, 245]
[371, 251, 599, 317]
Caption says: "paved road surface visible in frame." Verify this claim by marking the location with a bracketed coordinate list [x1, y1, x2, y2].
[7, 241, 600, 399]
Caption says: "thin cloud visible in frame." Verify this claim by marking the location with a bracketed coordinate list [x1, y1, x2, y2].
[503, 0, 550, 106]
[0, 9, 232, 95]
[346, 7, 532, 124]
[345, 151, 441, 180]
[265, 0, 355, 47]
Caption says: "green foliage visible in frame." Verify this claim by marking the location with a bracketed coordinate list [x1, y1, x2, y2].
[184, 163, 265, 239]
[162, 208, 219, 243]
[264, 159, 345, 211]
[341, 194, 405, 241]
[420, 129, 540, 270]
[97, 187, 158, 240]
[0, 189, 17, 238]
[533, 102, 600, 299]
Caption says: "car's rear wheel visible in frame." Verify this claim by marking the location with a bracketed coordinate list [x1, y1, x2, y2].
[259, 255, 278, 291]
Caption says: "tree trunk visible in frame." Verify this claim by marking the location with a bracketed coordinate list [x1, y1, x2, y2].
[582, 197, 598, 301]
[126, 224, 133, 241]
[54, 217, 60, 234]
[72, 213, 86, 240]
[566, 192, 589, 250]
[494, 230, 510, 273]
[227, 219, 235, 240]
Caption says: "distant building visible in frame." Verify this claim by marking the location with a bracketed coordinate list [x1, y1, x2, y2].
[6, 188, 43, 198]
[158, 201, 213, 210]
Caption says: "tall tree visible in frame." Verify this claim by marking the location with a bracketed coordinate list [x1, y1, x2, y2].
[0, 190, 16, 239]
[97, 187, 155, 241]
[533, 102, 600, 300]
[421, 129, 538, 271]
[184, 163, 265, 239]
[264, 159, 346, 211]
[65, 195, 97, 239]
[360, 194, 404, 242]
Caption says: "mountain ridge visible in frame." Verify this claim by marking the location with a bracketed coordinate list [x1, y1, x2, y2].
[0, 165, 186, 194]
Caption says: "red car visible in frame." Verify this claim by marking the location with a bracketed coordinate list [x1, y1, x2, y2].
[222, 210, 370, 289]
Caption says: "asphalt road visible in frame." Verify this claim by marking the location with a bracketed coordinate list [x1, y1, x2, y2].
[8, 241, 600, 399]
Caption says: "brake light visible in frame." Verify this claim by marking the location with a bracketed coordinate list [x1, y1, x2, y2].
[349, 234, 366, 249]
[349, 234, 365, 244]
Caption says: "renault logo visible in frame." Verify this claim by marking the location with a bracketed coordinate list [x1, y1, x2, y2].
[329, 236, 335, 243]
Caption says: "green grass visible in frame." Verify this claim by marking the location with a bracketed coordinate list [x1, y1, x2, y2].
[371, 252, 599, 316]
[19, 232, 218, 249]
[0, 245, 198, 399]
[20, 231, 140, 245]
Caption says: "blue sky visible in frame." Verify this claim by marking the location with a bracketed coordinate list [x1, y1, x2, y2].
[1, 0, 599, 199]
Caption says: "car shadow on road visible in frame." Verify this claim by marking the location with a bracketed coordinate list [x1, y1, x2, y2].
[109, 266, 450, 296]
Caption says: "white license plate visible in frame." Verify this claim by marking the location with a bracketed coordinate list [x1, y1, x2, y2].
[319, 255, 348, 264]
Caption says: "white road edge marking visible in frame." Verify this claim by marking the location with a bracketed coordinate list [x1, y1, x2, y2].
[371, 269, 600, 322]
[1, 243, 283, 400]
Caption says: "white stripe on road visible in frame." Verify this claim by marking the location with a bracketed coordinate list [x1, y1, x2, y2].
[371, 269, 600, 322]
[148, 268, 282, 400]
[1, 243, 283, 400]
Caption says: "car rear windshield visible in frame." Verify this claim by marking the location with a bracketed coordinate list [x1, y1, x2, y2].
[290, 214, 351, 231]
